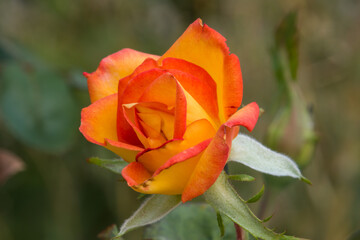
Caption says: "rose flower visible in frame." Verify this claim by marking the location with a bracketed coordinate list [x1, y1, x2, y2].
[80, 19, 259, 202]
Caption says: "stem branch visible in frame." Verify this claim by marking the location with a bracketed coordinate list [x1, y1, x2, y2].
[234, 222, 244, 240]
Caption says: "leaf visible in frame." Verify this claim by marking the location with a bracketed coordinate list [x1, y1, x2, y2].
[87, 157, 127, 175]
[216, 212, 225, 238]
[228, 174, 255, 182]
[204, 172, 304, 240]
[137, 193, 147, 200]
[0, 61, 77, 153]
[246, 185, 265, 203]
[144, 204, 236, 240]
[229, 134, 308, 182]
[262, 214, 274, 223]
[115, 194, 181, 238]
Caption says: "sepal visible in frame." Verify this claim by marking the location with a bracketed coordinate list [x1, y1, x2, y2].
[229, 134, 309, 182]
[204, 172, 306, 240]
[216, 212, 225, 237]
[245, 185, 265, 203]
[227, 174, 255, 182]
[87, 157, 127, 175]
[115, 194, 181, 238]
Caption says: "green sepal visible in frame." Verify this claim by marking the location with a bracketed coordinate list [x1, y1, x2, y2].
[262, 214, 274, 223]
[87, 157, 127, 175]
[144, 204, 236, 240]
[115, 194, 181, 238]
[216, 212, 225, 238]
[301, 176, 312, 185]
[204, 172, 306, 240]
[229, 134, 308, 181]
[137, 193, 147, 200]
[228, 174, 256, 182]
[246, 185, 265, 203]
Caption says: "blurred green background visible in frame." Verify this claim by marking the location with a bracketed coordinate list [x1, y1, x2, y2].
[0, 0, 359, 239]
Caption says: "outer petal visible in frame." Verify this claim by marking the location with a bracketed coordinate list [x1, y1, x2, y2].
[182, 125, 229, 202]
[122, 162, 152, 186]
[159, 19, 243, 122]
[181, 102, 260, 202]
[85, 49, 159, 103]
[79, 94, 143, 162]
[224, 102, 260, 131]
[154, 139, 212, 176]
[223, 54, 243, 119]
[123, 139, 211, 195]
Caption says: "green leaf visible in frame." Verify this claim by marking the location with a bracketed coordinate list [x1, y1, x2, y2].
[204, 172, 305, 240]
[137, 193, 147, 200]
[228, 174, 255, 182]
[262, 214, 274, 223]
[115, 194, 181, 238]
[216, 212, 225, 238]
[144, 204, 236, 240]
[87, 157, 127, 175]
[229, 134, 306, 181]
[246, 185, 265, 203]
[0, 61, 77, 153]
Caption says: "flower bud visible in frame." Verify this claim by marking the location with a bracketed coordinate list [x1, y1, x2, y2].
[266, 82, 316, 167]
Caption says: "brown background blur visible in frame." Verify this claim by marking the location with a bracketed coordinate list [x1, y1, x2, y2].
[0, 0, 359, 239]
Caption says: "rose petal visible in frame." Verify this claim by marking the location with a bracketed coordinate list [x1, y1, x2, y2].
[117, 68, 165, 144]
[138, 73, 187, 139]
[134, 155, 202, 195]
[182, 125, 230, 202]
[122, 162, 152, 186]
[223, 54, 243, 119]
[181, 103, 259, 202]
[224, 102, 259, 132]
[161, 58, 219, 122]
[159, 19, 243, 122]
[139, 119, 168, 148]
[153, 139, 212, 176]
[121, 69, 166, 103]
[85, 49, 159, 103]
[137, 119, 216, 173]
[136, 105, 175, 140]
[122, 103, 151, 148]
[124, 140, 211, 195]
[79, 94, 143, 162]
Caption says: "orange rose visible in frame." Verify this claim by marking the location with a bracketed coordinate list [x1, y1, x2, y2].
[80, 19, 259, 202]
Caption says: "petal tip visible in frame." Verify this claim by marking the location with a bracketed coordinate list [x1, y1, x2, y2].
[196, 18, 203, 27]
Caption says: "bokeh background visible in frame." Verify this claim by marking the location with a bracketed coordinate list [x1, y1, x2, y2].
[0, 0, 359, 239]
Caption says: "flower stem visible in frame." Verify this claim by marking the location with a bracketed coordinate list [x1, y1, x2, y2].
[234, 222, 244, 240]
